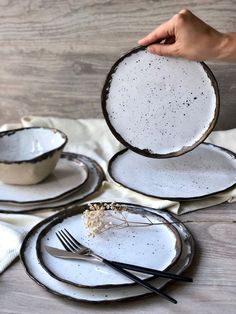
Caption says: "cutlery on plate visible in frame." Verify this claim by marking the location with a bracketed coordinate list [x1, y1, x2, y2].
[56, 229, 193, 283]
[45, 228, 193, 303]
[54, 229, 177, 304]
[45, 245, 192, 283]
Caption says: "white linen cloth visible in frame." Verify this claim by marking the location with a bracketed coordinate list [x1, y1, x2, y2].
[0, 115, 235, 274]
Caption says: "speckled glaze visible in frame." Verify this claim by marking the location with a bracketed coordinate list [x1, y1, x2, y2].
[36, 204, 181, 288]
[108, 143, 236, 200]
[0, 153, 89, 204]
[102, 47, 219, 158]
[0, 153, 105, 213]
[0, 127, 68, 185]
[20, 203, 194, 303]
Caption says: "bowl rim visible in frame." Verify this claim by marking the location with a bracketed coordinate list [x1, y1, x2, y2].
[0, 127, 68, 164]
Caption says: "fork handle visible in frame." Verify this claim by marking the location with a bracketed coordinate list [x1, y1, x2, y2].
[111, 261, 192, 283]
[101, 258, 177, 304]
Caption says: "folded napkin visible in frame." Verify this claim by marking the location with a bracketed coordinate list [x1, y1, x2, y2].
[0, 115, 235, 274]
[0, 214, 42, 273]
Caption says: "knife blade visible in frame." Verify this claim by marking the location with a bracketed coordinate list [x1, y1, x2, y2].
[45, 245, 177, 303]
[45, 245, 192, 283]
[45, 246, 97, 261]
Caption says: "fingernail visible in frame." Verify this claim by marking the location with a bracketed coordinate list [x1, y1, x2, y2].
[138, 39, 144, 44]
[147, 46, 153, 53]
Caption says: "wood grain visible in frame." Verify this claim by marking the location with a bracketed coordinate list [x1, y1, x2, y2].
[0, 217, 235, 314]
[0, 0, 235, 129]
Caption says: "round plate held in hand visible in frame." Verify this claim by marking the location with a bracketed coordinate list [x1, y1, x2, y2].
[102, 47, 219, 158]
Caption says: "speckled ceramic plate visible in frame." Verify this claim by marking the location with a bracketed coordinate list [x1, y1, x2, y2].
[102, 47, 219, 158]
[36, 203, 182, 288]
[0, 153, 89, 204]
[108, 143, 236, 200]
[0, 153, 105, 213]
[20, 204, 194, 303]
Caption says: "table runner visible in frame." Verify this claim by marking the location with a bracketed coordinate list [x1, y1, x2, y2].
[0, 116, 235, 274]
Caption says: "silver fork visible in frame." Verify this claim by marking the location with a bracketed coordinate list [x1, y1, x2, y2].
[56, 228, 178, 304]
[55, 229, 192, 283]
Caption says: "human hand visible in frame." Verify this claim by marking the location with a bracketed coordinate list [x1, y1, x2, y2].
[138, 9, 234, 61]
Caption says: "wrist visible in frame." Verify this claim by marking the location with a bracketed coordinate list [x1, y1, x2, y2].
[215, 32, 236, 61]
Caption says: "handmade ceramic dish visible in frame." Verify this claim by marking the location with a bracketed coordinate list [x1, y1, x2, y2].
[0, 127, 68, 185]
[102, 47, 219, 158]
[20, 204, 194, 303]
[36, 203, 182, 288]
[0, 153, 105, 213]
[108, 143, 236, 200]
[0, 153, 89, 204]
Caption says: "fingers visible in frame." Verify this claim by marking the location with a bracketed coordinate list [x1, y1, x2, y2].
[147, 43, 177, 57]
[138, 21, 173, 46]
[138, 9, 192, 47]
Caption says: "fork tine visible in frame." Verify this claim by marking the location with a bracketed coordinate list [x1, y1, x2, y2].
[60, 230, 79, 251]
[63, 229, 89, 254]
[57, 231, 76, 252]
[56, 232, 72, 251]
[63, 229, 83, 249]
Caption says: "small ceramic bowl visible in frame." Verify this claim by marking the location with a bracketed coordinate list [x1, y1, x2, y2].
[0, 127, 68, 185]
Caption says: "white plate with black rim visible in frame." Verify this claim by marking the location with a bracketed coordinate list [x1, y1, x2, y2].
[20, 203, 194, 303]
[36, 204, 182, 288]
[0, 153, 105, 213]
[102, 46, 219, 158]
[0, 153, 89, 205]
[108, 143, 236, 201]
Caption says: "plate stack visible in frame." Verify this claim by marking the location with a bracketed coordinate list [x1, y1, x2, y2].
[20, 202, 194, 302]
[102, 47, 236, 201]
[0, 152, 104, 213]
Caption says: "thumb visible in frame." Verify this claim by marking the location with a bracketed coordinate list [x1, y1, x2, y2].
[147, 43, 177, 57]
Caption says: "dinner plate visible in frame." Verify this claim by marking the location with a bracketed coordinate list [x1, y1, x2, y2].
[102, 47, 219, 158]
[0, 153, 88, 204]
[0, 153, 105, 213]
[108, 143, 236, 200]
[20, 203, 194, 303]
[36, 203, 182, 288]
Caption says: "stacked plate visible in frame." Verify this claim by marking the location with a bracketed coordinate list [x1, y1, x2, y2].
[0, 152, 105, 213]
[20, 202, 194, 302]
[102, 47, 236, 200]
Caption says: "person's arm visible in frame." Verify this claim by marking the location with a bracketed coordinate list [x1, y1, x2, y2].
[138, 9, 236, 62]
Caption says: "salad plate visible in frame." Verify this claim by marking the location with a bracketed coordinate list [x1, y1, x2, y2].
[36, 203, 182, 288]
[102, 47, 219, 158]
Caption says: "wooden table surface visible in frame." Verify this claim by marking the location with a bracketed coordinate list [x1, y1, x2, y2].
[0, 1, 235, 313]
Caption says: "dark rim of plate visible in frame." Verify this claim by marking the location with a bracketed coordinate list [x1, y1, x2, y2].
[0, 152, 89, 205]
[101, 46, 220, 158]
[20, 203, 195, 304]
[35, 203, 182, 289]
[0, 127, 68, 164]
[108, 142, 236, 201]
[0, 152, 105, 211]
